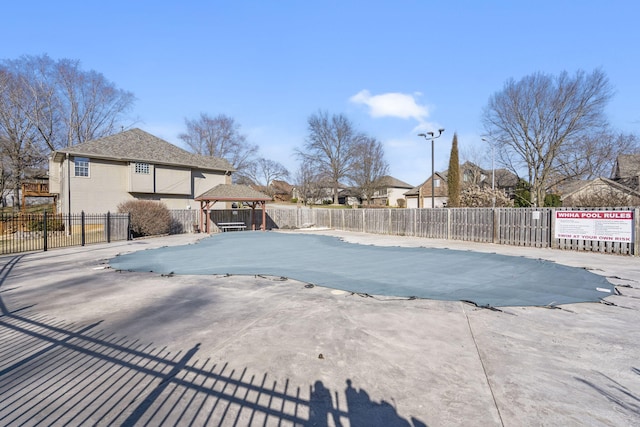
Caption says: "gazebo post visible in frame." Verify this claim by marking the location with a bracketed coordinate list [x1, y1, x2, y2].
[261, 201, 266, 231]
[199, 201, 204, 233]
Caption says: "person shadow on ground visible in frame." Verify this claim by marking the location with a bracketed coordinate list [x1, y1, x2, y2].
[308, 380, 342, 426]
[307, 379, 426, 427]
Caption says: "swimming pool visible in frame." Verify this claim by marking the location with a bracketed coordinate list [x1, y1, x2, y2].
[109, 232, 615, 307]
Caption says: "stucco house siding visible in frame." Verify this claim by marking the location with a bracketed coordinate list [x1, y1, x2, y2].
[128, 162, 155, 193]
[68, 158, 131, 213]
[154, 165, 191, 195]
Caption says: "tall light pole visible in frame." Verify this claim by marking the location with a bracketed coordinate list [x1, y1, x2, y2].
[482, 137, 495, 208]
[418, 129, 445, 208]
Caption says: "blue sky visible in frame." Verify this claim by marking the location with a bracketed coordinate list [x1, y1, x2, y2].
[2, 1, 639, 186]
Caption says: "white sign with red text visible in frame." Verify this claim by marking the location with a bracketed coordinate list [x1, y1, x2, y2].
[555, 211, 634, 242]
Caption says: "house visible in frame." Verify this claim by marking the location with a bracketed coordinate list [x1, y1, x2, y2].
[611, 154, 640, 190]
[269, 180, 294, 202]
[338, 187, 363, 206]
[560, 154, 640, 207]
[404, 171, 448, 209]
[48, 128, 234, 214]
[366, 175, 414, 207]
[404, 163, 519, 208]
[561, 177, 640, 207]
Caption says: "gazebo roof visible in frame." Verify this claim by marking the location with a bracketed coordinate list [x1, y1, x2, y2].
[195, 184, 272, 202]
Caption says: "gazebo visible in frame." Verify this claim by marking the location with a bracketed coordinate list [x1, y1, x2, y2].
[195, 184, 272, 233]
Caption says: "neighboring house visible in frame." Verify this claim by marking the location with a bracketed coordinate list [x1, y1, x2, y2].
[338, 187, 363, 206]
[21, 169, 56, 208]
[269, 180, 294, 202]
[561, 177, 640, 207]
[459, 161, 518, 196]
[367, 175, 414, 207]
[560, 154, 640, 207]
[611, 154, 640, 190]
[404, 163, 518, 208]
[404, 172, 448, 209]
[48, 128, 234, 214]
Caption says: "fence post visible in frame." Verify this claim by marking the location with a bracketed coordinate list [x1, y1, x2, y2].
[106, 211, 111, 243]
[362, 209, 366, 233]
[81, 211, 86, 246]
[127, 212, 132, 241]
[492, 208, 499, 244]
[43, 211, 48, 252]
[550, 208, 557, 249]
[634, 208, 640, 256]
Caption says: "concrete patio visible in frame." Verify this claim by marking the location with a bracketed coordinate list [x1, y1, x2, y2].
[1, 230, 639, 426]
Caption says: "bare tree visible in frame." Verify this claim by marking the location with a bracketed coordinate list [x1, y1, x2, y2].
[55, 58, 136, 147]
[179, 113, 258, 180]
[241, 157, 290, 194]
[2, 55, 135, 150]
[482, 69, 613, 206]
[350, 136, 389, 204]
[557, 131, 640, 181]
[0, 69, 47, 207]
[296, 111, 362, 204]
[294, 162, 323, 206]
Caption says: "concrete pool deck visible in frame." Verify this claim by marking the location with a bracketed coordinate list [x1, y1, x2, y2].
[0, 229, 639, 426]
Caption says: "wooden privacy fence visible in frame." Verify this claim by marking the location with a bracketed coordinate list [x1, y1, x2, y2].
[255, 206, 638, 256]
[0, 212, 130, 255]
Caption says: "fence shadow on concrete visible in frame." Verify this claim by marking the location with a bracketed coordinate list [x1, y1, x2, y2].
[0, 255, 424, 426]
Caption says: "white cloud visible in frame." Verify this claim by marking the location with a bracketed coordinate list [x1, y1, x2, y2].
[349, 90, 430, 121]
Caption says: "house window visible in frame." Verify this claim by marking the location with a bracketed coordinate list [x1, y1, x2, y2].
[74, 157, 89, 177]
[135, 162, 150, 174]
[434, 179, 440, 187]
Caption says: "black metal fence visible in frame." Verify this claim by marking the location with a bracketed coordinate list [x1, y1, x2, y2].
[0, 212, 130, 255]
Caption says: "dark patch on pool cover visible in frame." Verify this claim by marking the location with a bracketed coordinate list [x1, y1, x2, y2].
[110, 232, 615, 307]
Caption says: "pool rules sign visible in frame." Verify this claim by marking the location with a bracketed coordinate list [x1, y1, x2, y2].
[555, 211, 634, 242]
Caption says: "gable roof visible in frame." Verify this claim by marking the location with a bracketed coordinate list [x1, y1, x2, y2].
[404, 172, 447, 196]
[51, 128, 234, 172]
[561, 176, 640, 200]
[374, 175, 414, 189]
[270, 180, 294, 193]
[612, 154, 640, 179]
[195, 184, 271, 202]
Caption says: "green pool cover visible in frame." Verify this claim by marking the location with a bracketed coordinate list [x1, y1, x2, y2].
[109, 232, 615, 307]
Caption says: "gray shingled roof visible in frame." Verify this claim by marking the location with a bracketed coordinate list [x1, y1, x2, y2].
[375, 175, 414, 189]
[613, 154, 640, 179]
[52, 128, 234, 172]
[196, 184, 271, 201]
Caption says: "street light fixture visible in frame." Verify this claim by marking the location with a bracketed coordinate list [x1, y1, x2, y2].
[418, 129, 445, 208]
[481, 137, 495, 208]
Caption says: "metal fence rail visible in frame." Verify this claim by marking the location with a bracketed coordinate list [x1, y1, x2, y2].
[0, 212, 130, 255]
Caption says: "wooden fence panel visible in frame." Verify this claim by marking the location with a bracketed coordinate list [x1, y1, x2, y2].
[450, 208, 494, 243]
[363, 209, 390, 234]
[169, 209, 198, 234]
[177, 206, 636, 256]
